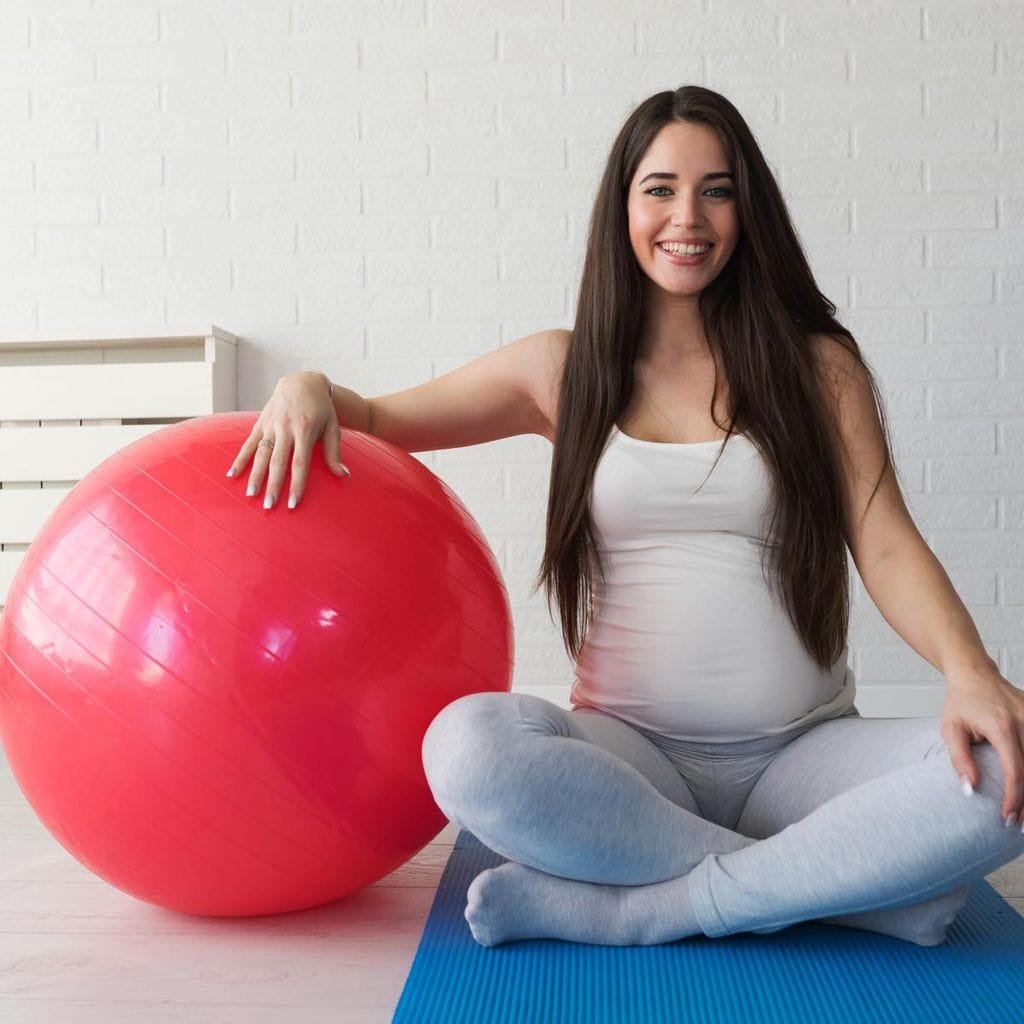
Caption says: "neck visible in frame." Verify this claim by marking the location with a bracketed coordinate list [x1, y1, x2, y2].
[638, 282, 713, 366]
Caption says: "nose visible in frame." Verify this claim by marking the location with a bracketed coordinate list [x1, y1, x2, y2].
[671, 189, 705, 230]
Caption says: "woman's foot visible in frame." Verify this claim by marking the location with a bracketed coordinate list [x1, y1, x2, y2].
[464, 861, 702, 947]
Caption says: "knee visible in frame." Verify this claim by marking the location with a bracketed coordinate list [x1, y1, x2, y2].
[927, 730, 1014, 820]
[965, 739, 1011, 805]
[421, 691, 519, 806]
[921, 722, 1006, 794]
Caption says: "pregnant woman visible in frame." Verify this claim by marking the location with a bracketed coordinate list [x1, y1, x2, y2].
[231, 85, 1024, 948]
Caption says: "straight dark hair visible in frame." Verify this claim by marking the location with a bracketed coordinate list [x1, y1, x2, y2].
[531, 85, 899, 671]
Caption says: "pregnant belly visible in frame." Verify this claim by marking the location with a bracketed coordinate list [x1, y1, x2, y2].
[572, 576, 845, 740]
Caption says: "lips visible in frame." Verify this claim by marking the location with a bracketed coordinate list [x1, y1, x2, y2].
[656, 239, 714, 248]
[656, 243, 714, 266]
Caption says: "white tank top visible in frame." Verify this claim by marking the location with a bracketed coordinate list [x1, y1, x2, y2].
[570, 424, 856, 742]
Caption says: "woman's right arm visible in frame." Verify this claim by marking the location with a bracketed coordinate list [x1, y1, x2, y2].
[227, 328, 566, 510]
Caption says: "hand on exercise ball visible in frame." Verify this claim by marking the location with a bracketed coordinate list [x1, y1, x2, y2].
[227, 370, 350, 510]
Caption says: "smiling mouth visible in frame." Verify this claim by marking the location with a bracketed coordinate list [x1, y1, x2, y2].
[655, 243, 714, 265]
[656, 242, 713, 256]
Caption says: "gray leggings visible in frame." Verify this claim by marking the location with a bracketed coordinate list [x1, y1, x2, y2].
[422, 691, 1024, 942]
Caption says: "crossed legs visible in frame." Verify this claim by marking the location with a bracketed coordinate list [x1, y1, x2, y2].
[421, 692, 1024, 946]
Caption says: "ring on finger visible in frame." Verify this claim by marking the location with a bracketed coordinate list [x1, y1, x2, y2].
[257, 437, 275, 452]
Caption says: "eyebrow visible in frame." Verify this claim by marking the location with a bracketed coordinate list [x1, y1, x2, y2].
[638, 171, 734, 186]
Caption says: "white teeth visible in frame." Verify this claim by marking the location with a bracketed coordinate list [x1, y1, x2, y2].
[658, 242, 711, 256]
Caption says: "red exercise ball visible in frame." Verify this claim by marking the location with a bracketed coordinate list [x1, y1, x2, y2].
[0, 412, 513, 917]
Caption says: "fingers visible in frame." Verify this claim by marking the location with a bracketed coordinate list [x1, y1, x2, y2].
[965, 728, 1024, 828]
[241, 435, 276, 505]
[944, 721, 975, 792]
[1018, 722, 1024, 826]
[981, 724, 1024, 827]
[1000, 725, 1024, 827]
[227, 373, 347, 508]
[226, 423, 264, 480]
[232, 415, 302, 507]
[286, 440, 312, 509]
[261, 438, 293, 509]
[232, 424, 347, 510]
[288, 418, 350, 507]
[947, 716, 1024, 828]
[322, 415, 349, 477]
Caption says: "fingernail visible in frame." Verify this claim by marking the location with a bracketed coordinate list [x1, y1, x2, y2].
[340, 463, 350, 476]
[287, 494, 297, 509]
[1006, 815, 1016, 828]
[961, 775, 974, 797]
[263, 494, 274, 510]
[226, 467, 236, 477]
[246, 482, 257, 497]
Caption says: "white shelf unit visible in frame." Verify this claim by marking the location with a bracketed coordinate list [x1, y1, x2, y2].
[0, 325, 238, 610]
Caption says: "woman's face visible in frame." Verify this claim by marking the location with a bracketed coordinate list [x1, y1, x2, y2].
[626, 120, 741, 299]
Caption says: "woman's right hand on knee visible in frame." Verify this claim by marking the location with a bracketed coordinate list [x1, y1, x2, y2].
[226, 370, 349, 510]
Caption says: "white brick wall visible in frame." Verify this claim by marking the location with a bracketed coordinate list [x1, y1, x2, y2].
[3, 0, 1022, 715]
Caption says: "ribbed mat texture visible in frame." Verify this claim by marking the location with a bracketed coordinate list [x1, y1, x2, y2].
[393, 829, 1024, 1024]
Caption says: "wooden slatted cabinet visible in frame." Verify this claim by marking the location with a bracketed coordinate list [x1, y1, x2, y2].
[0, 325, 238, 611]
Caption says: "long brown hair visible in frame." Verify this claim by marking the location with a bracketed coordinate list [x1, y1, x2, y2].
[531, 85, 899, 672]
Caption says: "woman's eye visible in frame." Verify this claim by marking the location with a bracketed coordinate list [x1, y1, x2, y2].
[645, 186, 733, 198]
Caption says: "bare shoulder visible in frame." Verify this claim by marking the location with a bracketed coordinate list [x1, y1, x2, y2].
[807, 330, 884, 454]
[809, 331, 861, 384]
[530, 328, 572, 443]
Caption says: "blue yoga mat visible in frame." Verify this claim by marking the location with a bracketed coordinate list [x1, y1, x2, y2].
[393, 829, 1024, 1024]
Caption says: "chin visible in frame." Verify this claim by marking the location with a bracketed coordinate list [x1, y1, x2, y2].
[648, 268, 719, 294]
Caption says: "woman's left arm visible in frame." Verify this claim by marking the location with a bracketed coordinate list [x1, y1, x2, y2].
[860, 539, 1024, 828]
[810, 332, 1024, 827]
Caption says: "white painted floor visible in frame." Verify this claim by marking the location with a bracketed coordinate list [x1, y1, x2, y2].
[1, 747, 1022, 1023]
